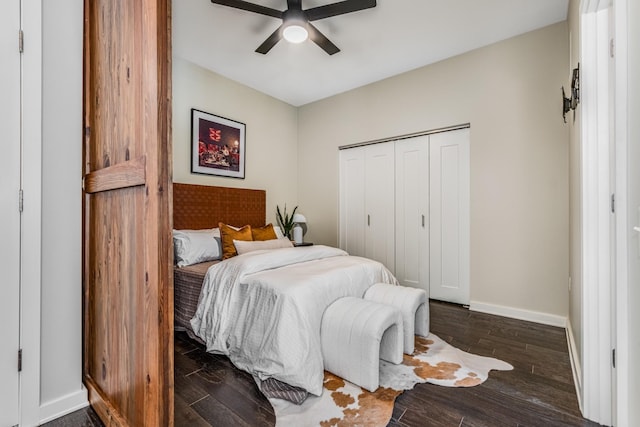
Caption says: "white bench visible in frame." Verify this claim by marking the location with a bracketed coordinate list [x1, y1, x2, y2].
[364, 283, 429, 354]
[320, 296, 403, 392]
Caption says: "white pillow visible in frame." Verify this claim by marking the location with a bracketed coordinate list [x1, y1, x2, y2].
[173, 228, 222, 267]
[233, 238, 293, 255]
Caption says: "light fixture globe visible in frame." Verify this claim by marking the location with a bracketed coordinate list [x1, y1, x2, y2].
[283, 23, 308, 43]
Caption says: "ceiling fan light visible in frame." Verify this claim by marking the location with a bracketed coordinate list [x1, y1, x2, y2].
[283, 24, 308, 44]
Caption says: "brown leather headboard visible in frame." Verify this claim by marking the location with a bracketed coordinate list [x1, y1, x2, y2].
[172, 183, 266, 230]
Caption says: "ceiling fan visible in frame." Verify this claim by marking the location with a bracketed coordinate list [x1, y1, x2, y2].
[210, 0, 377, 55]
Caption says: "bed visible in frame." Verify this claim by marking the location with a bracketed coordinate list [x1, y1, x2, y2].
[172, 183, 396, 398]
[173, 183, 267, 333]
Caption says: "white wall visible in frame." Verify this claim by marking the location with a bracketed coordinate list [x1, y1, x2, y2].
[298, 23, 570, 320]
[39, 0, 87, 422]
[172, 57, 300, 226]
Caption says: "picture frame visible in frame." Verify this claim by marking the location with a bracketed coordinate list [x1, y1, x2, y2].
[191, 108, 246, 179]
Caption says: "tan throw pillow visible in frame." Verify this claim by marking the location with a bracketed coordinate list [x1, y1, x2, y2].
[219, 223, 252, 259]
[251, 223, 278, 241]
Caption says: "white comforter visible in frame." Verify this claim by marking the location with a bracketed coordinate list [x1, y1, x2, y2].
[190, 245, 396, 396]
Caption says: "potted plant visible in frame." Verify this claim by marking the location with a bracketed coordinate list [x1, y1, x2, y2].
[276, 204, 298, 240]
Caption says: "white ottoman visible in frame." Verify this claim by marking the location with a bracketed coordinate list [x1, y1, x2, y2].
[364, 283, 429, 354]
[321, 296, 403, 392]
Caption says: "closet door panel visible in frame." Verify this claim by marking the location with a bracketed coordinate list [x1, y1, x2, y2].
[365, 143, 395, 273]
[429, 129, 470, 304]
[339, 147, 366, 257]
[395, 136, 429, 291]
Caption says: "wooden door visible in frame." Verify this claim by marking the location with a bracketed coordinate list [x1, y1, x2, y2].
[395, 136, 429, 292]
[83, 1, 173, 426]
[0, 0, 22, 424]
[339, 147, 366, 257]
[429, 128, 470, 304]
[365, 143, 396, 273]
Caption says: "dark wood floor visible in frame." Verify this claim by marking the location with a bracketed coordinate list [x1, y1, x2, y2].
[44, 301, 601, 426]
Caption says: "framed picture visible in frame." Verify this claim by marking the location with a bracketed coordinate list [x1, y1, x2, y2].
[191, 109, 246, 179]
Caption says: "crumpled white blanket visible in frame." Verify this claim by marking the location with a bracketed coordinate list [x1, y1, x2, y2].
[191, 245, 396, 396]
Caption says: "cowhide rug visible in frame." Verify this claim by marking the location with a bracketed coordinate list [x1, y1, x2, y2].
[268, 334, 513, 427]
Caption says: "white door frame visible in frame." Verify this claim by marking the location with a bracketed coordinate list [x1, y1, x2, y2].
[612, 0, 632, 425]
[20, 0, 43, 425]
[580, 1, 614, 424]
[0, 0, 23, 423]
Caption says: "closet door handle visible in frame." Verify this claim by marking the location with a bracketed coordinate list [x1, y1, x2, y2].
[367, 214, 370, 226]
[422, 214, 425, 228]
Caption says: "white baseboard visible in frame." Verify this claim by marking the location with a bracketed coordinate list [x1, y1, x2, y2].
[469, 301, 567, 328]
[566, 319, 583, 413]
[39, 386, 89, 424]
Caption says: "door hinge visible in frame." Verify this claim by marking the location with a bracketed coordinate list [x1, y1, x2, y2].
[19, 189, 23, 213]
[611, 194, 615, 213]
[18, 30, 24, 53]
[18, 349, 22, 372]
[610, 38, 615, 58]
[612, 348, 616, 368]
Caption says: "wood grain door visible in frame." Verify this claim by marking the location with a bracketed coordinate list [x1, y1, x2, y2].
[83, 1, 173, 425]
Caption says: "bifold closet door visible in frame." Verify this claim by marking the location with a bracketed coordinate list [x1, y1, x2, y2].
[429, 128, 470, 304]
[339, 143, 395, 273]
[339, 147, 366, 257]
[83, 0, 173, 425]
[364, 143, 396, 273]
[395, 136, 429, 291]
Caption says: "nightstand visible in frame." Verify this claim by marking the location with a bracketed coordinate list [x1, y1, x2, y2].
[293, 242, 313, 247]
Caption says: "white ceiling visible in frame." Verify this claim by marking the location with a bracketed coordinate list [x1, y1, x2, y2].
[173, 0, 568, 106]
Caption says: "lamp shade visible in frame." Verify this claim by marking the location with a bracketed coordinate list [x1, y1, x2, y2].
[292, 213, 306, 224]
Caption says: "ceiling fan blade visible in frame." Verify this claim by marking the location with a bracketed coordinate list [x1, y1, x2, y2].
[306, 0, 376, 21]
[211, 0, 283, 19]
[255, 24, 284, 54]
[307, 23, 340, 55]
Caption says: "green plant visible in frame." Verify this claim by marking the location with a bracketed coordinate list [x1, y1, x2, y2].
[276, 204, 298, 239]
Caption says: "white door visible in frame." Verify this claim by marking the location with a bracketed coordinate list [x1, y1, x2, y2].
[365, 143, 395, 273]
[429, 129, 470, 304]
[395, 136, 429, 291]
[339, 147, 366, 257]
[0, 0, 22, 425]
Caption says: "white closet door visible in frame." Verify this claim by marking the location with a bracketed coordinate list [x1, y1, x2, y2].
[339, 147, 366, 257]
[395, 136, 429, 291]
[0, 0, 22, 424]
[429, 129, 470, 304]
[365, 143, 396, 273]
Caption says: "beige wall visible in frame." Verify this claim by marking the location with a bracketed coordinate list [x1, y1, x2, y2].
[298, 23, 570, 317]
[173, 57, 299, 225]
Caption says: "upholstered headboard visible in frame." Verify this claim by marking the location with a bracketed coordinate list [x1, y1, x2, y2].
[172, 183, 266, 230]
